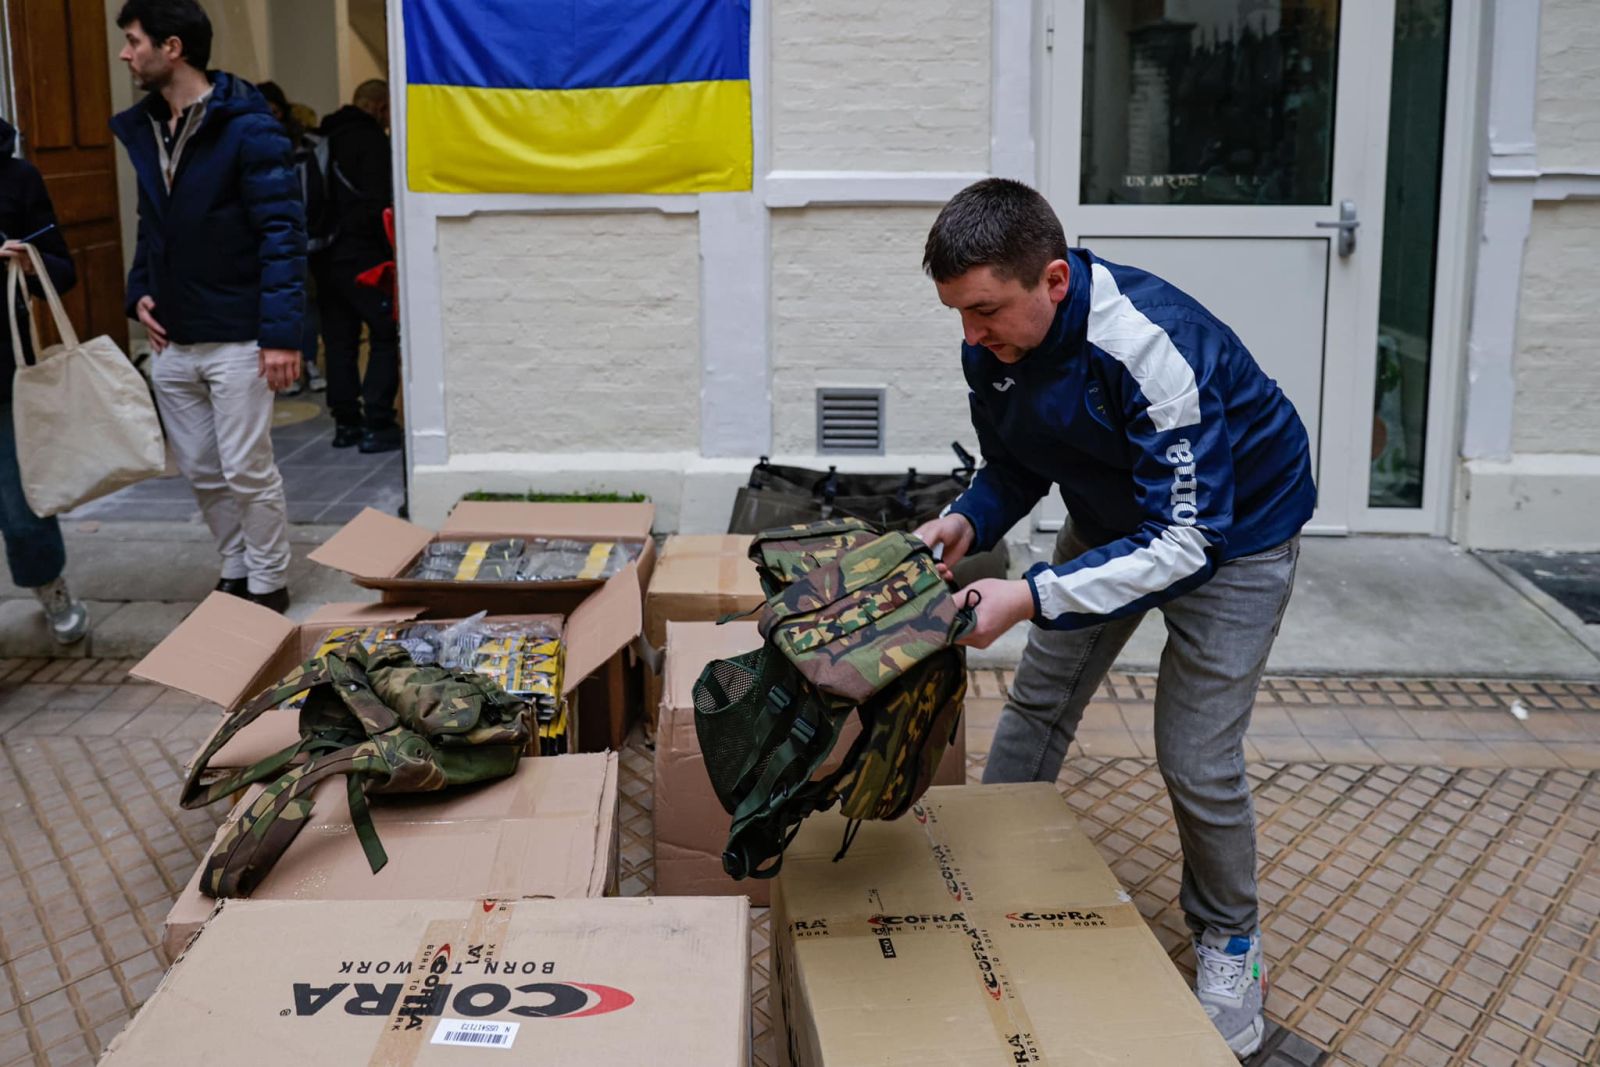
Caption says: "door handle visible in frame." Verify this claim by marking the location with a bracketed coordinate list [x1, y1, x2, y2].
[1316, 200, 1359, 256]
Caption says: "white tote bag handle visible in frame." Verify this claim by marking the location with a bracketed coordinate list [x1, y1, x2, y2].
[6, 242, 79, 363]
[7, 257, 43, 366]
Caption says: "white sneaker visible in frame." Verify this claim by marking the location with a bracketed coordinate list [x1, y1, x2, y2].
[33, 577, 89, 645]
[307, 363, 327, 392]
[1195, 929, 1266, 1058]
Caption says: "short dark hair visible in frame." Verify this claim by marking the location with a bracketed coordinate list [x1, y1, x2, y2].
[923, 178, 1068, 287]
[117, 0, 213, 71]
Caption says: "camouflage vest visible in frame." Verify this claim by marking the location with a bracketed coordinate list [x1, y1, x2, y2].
[693, 519, 973, 880]
[181, 642, 532, 898]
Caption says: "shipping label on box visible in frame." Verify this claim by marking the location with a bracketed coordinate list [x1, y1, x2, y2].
[770, 783, 1239, 1066]
[108, 897, 749, 1066]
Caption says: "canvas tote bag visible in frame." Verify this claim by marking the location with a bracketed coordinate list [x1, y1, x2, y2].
[7, 243, 165, 516]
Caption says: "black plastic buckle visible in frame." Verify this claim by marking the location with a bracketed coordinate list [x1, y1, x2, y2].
[766, 685, 792, 716]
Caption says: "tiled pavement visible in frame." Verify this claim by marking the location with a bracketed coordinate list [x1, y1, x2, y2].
[63, 397, 405, 527]
[2, 662, 1599, 1066]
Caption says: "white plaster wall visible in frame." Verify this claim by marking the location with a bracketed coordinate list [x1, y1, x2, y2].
[770, 206, 973, 456]
[1534, 0, 1600, 170]
[770, 0, 991, 172]
[1513, 200, 1600, 454]
[437, 212, 701, 454]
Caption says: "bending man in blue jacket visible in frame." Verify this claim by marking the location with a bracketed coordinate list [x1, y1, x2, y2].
[111, 0, 305, 613]
[915, 179, 1315, 1057]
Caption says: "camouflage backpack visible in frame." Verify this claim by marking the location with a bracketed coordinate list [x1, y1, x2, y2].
[694, 518, 974, 880]
[181, 641, 532, 898]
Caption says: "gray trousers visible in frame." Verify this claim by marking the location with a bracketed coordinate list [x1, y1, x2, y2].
[982, 526, 1300, 939]
[150, 342, 291, 594]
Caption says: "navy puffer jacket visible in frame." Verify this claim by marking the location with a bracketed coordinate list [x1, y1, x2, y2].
[110, 72, 306, 350]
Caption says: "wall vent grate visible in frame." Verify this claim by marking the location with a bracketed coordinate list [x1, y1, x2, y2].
[816, 387, 886, 455]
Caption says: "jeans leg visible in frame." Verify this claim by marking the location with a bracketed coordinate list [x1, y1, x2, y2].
[0, 402, 65, 588]
[205, 343, 291, 594]
[1152, 538, 1300, 939]
[981, 526, 1144, 784]
[150, 345, 247, 580]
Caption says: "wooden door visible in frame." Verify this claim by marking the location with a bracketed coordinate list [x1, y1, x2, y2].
[7, 0, 127, 349]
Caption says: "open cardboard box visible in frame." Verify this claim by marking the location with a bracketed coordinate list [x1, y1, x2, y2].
[110, 897, 750, 1066]
[643, 534, 766, 722]
[655, 621, 967, 907]
[308, 501, 656, 613]
[161, 751, 621, 958]
[308, 501, 656, 747]
[130, 566, 639, 771]
[770, 783, 1239, 1065]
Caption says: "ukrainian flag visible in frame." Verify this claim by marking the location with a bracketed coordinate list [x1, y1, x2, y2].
[404, 0, 752, 195]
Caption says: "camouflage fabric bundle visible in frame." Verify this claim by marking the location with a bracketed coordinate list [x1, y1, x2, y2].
[180, 641, 532, 898]
[694, 518, 972, 880]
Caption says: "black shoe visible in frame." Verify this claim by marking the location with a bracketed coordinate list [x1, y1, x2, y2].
[248, 587, 291, 614]
[359, 426, 404, 454]
[332, 424, 363, 448]
[215, 577, 250, 597]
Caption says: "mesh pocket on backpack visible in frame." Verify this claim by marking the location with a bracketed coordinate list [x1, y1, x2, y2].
[693, 648, 784, 813]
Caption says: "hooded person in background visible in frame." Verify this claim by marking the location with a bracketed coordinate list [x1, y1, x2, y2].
[0, 119, 89, 644]
[110, 0, 306, 614]
[314, 79, 401, 455]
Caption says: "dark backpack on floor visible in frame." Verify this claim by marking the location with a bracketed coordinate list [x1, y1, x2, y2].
[693, 519, 973, 880]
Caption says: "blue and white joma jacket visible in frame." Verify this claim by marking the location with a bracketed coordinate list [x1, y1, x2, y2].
[948, 248, 1316, 630]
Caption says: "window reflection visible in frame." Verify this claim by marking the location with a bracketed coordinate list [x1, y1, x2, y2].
[1081, 1, 1340, 206]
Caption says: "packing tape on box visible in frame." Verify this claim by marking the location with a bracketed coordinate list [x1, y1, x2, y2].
[369, 902, 517, 1065]
[780, 803, 1137, 1066]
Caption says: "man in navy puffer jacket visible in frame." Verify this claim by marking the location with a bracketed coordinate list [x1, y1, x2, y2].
[110, 0, 305, 613]
[916, 179, 1315, 1057]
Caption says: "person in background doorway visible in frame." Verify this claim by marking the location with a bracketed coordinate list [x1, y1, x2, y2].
[111, 0, 306, 614]
[257, 79, 325, 397]
[316, 79, 401, 454]
[0, 118, 89, 644]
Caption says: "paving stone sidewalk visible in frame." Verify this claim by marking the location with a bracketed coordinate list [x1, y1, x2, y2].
[1, 664, 1598, 1066]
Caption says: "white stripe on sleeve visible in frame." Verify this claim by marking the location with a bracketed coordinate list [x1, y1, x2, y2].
[1087, 263, 1202, 432]
[1032, 525, 1211, 620]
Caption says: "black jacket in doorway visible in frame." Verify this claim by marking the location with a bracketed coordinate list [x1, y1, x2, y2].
[320, 106, 393, 270]
[0, 118, 77, 404]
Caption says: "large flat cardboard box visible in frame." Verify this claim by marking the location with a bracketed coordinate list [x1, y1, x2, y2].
[643, 534, 766, 717]
[132, 570, 639, 770]
[162, 751, 620, 958]
[770, 783, 1238, 1066]
[656, 621, 968, 907]
[309, 500, 656, 614]
[109, 897, 749, 1066]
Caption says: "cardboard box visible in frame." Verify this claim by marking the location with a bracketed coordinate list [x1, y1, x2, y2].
[309, 501, 656, 613]
[769, 782, 1239, 1066]
[162, 751, 621, 959]
[132, 569, 639, 770]
[109, 897, 749, 1066]
[309, 501, 655, 748]
[643, 534, 766, 717]
[655, 621, 968, 907]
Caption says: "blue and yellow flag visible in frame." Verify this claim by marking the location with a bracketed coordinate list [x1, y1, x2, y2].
[403, 0, 751, 195]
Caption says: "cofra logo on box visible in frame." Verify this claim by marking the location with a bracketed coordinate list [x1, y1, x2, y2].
[1003, 910, 1108, 928]
[289, 943, 635, 1024]
[291, 981, 636, 1020]
[866, 913, 967, 929]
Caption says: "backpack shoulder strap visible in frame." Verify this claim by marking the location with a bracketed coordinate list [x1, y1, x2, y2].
[198, 742, 391, 898]
[180, 657, 336, 809]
